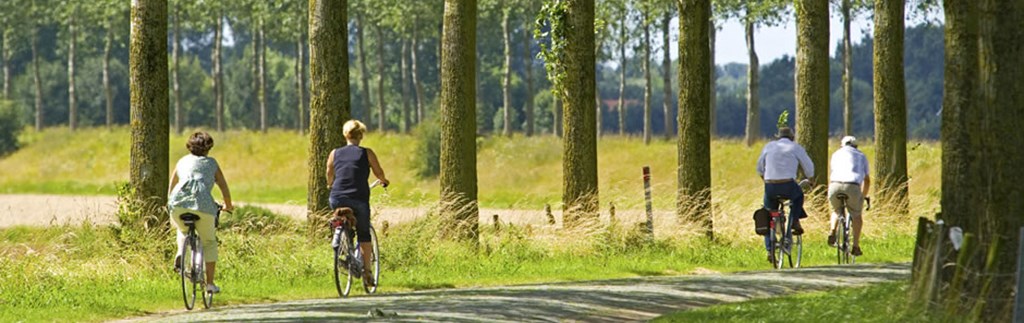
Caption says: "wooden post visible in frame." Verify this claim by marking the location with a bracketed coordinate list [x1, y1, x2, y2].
[642, 166, 653, 237]
[929, 220, 945, 306]
[912, 216, 934, 282]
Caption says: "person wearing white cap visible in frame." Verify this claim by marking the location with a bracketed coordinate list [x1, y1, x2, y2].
[827, 136, 871, 256]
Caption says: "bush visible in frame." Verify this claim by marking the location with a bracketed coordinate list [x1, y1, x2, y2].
[412, 119, 441, 179]
[218, 205, 295, 235]
[0, 100, 23, 157]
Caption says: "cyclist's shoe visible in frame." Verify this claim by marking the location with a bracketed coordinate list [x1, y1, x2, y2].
[852, 246, 863, 256]
[792, 222, 804, 236]
[174, 255, 182, 273]
[363, 270, 376, 288]
[767, 252, 775, 264]
[827, 234, 837, 247]
[206, 284, 221, 294]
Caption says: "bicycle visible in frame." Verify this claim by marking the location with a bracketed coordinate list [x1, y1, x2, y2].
[767, 196, 803, 269]
[330, 180, 384, 297]
[834, 194, 870, 264]
[174, 205, 227, 310]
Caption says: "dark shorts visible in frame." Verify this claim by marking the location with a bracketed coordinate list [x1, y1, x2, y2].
[330, 197, 372, 243]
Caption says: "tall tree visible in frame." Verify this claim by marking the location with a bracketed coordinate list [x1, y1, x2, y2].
[615, 0, 628, 136]
[935, 0, 1024, 320]
[355, 12, 372, 124]
[522, 13, 535, 136]
[439, 0, 480, 240]
[66, 4, 78, 131]
[171, 0, 182, 132]
[661, 6, 674, 140]
[411, 15, 426, 124]
[401, 39, 411, 132]
[562, 0, 598, 225]
[641, 3, 652, 145]
[376, 24, 387, 132]
[128, 0, 169, 222]
[873, 0, 908, 212]
[794, 0, 829, 186]
[837, 0, 869, 136]
[677, 0, 713, 240]
[501, 4, 513, 136]
[211, 4, 224, 131]
[29, 1, 47, 131]
[306, 0, 350, 219]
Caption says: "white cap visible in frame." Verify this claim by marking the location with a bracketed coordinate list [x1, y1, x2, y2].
[841, 136, 857, 147]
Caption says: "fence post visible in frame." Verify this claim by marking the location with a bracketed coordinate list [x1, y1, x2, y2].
[642, 166, 653, 238]
[912, 217, 933, 283]
[929, 220, 945, 306]
[1013, 227, 1024, 323]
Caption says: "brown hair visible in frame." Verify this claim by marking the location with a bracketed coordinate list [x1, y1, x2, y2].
[186, 132, 215, 156]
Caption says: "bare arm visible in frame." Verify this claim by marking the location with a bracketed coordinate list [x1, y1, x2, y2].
[168, 169, 179, 196]
[215, 168, 233, 212]
[326, 149, 336, 187]
[366, 148, 389, 186]
[862, 175, 871, 197]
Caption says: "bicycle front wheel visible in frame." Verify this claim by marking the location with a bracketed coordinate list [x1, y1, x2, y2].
[180, 236, 197, 310]
[364, 227, 380, 294]
[333, 229, 354, 297]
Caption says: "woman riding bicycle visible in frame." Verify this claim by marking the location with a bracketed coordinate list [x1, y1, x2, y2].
[168, 131, 234, 294]
[326, 120, 389, 287]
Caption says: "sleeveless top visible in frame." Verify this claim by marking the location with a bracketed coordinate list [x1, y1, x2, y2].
[168, 154, 220, 216]
[331, 145, 371, 203]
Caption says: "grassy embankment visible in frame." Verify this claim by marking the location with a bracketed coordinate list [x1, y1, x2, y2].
[0, 127, 939, 321]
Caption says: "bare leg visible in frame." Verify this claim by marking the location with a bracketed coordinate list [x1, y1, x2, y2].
[829, 211, 839, 235]
[853, 216, 863, 247]
[360, 243, 374, 285]
[206, 262, 216, 286]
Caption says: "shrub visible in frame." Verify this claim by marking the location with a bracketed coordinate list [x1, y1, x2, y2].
[218, 205, 295, 235]
[0, 100, 23, 157]
[412, 119, 441, 179]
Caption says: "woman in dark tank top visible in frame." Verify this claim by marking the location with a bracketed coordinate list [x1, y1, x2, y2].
[325, 120, 389, 287]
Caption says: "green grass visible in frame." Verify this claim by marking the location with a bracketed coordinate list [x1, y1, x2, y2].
[653, 281, 929, 322]
[0, 127, 943, 214]
[0, 216, 918, 322]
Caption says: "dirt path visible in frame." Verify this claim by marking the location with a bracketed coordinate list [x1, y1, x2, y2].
[0, 194, 674, 229]
[115, 263, 909, 322]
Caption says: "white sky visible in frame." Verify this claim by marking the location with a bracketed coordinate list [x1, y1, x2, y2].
[712, 15, 875, 64]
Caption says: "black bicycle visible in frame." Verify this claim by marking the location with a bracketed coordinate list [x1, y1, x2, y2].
[177, 212, 211, 310]
[834, 194, 870, 264]
[768, 196, 803, 269]
[331, 180, 383, 297]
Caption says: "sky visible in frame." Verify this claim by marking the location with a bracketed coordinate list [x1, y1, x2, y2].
[712, 15, 875, 65]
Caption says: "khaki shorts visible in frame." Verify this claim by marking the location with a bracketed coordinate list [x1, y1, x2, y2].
[828, 182, 864, 219]
[170, 208, 218, 262]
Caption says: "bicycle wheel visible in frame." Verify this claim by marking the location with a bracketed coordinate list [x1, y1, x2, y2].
[194, 236, 211, 309]
[835, 214, 845, 265]
[333, 229, 354, 297]
[845, 216, 855, 264]
[792, 234, 802, 268]
[772, 216, 786, 269]
[180, 235, 197, 310]
[364, 227, 380, 294]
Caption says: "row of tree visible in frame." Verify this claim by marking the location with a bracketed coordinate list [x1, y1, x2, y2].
[1, 0, 945, 140]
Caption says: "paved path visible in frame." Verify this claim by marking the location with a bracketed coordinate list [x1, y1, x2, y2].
[116, 263, 909, 322]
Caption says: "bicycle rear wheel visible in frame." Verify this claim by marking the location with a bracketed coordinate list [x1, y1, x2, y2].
[180, 235, 197, 310]
[844, 217, 855, 264]
[772, 217, 785, 269]
[333, 229, 354, 297]
[364, 227, 380, 294]
[792, 234, 802, 268]
[194, 236, 211, 309]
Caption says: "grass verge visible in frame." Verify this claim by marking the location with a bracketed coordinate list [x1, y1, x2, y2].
[652, 281, 929, 322]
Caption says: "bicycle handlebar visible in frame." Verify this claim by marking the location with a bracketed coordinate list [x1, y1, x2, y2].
[370, 179, 389, 189]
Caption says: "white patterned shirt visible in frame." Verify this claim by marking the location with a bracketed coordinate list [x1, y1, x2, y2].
[829, 146, 869, 184]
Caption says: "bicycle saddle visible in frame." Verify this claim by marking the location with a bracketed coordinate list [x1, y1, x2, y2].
[180, 213, 200, 222]
[836, 193, 849, 200]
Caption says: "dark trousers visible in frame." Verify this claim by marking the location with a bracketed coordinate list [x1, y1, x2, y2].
[330, 197, 372, 243]
[762, 181, 805, 251]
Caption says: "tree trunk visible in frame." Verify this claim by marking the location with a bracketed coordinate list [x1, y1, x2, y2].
[554, 97, 562, 137]
[439, 0, 479, 240]
[32, 29, 42, 131]
[501, 8, 512, 136]
[295, 35, 306, 134]
[561, 0, 598, 226]
[412, 17, 425, 124]
[68, 12, 77, 131]
[661, 10, 673, 140]
[213, 11, 223, 131]
[2, 27, 9, 99]
[523, 18, 535, 137]
[307, 0, 350, 222]
[376, 25, 386, 132]
[744, 18, 759, 146]
[709, 10, 717, 137]
[873, 0, 908, 213]
[617, 19, 626, 136]
[595, 37, 603, 138]
[677, 0, 713, 240]
[128, 0, 169, 223]
[842, 0, 853, 136]
[795, 0, 829, 186]
[171, 6, 180, 132]
[400, 39, 411, 133]
[642, 10, 652, 145]
[259, 22, 267, 132]
[356, 14, 372, 124]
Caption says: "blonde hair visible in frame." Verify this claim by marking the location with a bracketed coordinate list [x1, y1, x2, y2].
[343, 120, 367, 140]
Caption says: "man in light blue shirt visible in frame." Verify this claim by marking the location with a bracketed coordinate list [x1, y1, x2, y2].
[827, 136, 871, 256]
[756, 127, 815, 263]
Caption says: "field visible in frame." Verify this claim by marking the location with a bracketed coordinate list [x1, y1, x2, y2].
[0, 127, 939, 321]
